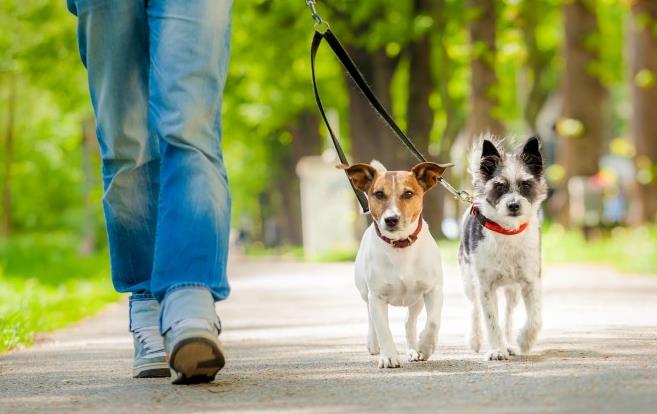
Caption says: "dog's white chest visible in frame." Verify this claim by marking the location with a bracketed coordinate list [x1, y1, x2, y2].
[370, 266, 431, 306]
[475, 226, 540, 285]
[355, 225, 443, 307]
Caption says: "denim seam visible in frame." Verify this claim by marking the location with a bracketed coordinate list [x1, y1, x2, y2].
[130, 293, 155, 301]
[129, 299, 134, 332]
[164, 283, 213, 299]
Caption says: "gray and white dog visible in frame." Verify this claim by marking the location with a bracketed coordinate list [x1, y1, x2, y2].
[458, 135, 548, 360]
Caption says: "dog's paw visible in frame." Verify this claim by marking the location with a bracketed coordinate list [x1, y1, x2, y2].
[467, 332, 481, 353]
[407, 349, 426, 362]
[367, 342, 380, 355]
[517, 327, 538, 354]
[507, 346, 518, 357]
[417, 334, 436, 360]
[378, 353, 401, 369]
[485, 349, 510, 361]
[367, 334, 380, 355]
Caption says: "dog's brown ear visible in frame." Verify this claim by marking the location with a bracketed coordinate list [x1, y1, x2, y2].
[412, 162, 454, 191]
[339, 163, 378, 192]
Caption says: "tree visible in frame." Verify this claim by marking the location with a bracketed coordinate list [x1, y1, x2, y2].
[467, 0, 505, 139]
[321, 1, 416, 170]
[272, 111, 322, 245]
[630, 0, 657, 223]
[519, 0, 559, 132]
[406, 0, 442, 230]
[556, 0, 607, 225]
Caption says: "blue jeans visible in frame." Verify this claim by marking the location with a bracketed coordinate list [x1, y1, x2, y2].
[68, 0, 232, 303]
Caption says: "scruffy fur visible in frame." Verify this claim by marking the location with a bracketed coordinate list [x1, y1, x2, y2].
[459, 135, 548, 360]
[341, 160, 452, 368]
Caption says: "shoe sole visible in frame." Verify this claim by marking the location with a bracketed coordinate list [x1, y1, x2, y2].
[133, 361, 171, 378]
[169, 337, 225, 385]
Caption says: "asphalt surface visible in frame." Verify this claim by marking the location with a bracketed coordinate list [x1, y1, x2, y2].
[1, 260, 657, 413]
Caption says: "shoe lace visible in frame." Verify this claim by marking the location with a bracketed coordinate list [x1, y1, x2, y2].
[135, 326, 165, 357]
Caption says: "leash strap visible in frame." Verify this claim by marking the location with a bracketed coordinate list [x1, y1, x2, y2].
[311, 30, 370, 213]
[311, 27, 474, 209]
[312, 30, 428, 162]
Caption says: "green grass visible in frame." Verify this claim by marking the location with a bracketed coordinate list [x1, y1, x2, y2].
[542, 224, 657, 274]
[244, 225, 657, 275]
[0, 233, 119, 353]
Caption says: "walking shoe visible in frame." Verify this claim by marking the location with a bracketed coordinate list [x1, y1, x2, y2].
[132, 326, 170, 378]
[161, 287, 224, 385]
[129, 297, 170, 378]
[165, 319, 225, 384]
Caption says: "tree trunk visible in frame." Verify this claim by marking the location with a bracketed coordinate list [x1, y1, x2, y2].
[467, 0, 505, 140]
[631, 0, 657, 223]
[406, 0, 443, 232]
[275, 111, 322, 246]
[520, 0, 554, 132]
[1, 74, 16, 238]
[346, 46, 409, 170]
[557, 0, 606, 226]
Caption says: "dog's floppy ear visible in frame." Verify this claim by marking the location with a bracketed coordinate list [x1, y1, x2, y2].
[412, 162, 454, 192]
[480, 139, 502, 180]
[337, 163, 378, 192]
[520, 136, 543, 178]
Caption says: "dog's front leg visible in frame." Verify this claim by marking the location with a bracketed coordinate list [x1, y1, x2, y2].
[416, 286, 443, 361]
[367, 310, 380, 355]
[405, 299, 423, 361]
[368, 293, 400, 368]
[518, 280, 542, 354]
[479, 284, 508, 360]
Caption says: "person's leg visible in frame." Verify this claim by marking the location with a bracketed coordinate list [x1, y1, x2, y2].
[148, 0, 232, 304]
[147, 0, 232, 384]
[71, 0, 158, 297]
[69, 0, 167, 377]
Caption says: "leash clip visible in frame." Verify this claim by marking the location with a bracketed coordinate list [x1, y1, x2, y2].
[306, 0, 323, 24]
[456, 190, 474, 204]
[438, 177, 473, 204]
[306, 0, 330, 33]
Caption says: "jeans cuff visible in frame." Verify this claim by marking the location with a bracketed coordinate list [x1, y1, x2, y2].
[128, 297, 160, 332]
[160, 286, 220, 335]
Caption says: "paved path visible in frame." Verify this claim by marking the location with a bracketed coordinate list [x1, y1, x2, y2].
[1, 260, 657, 413]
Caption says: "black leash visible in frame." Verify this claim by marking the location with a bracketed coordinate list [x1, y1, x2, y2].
[307, 1, 473, 214]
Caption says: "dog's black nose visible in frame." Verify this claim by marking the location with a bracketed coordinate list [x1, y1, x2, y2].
[384, 216, 400, 228]
[507, 201, 520, 213]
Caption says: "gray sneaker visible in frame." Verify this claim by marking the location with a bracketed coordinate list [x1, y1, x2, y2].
[129, 297, 170, 378]
[161, 287, 225, 385]
[132, 326, 170, 378]
[165, 319, 225, 384]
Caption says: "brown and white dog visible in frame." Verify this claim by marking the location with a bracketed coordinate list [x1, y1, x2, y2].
[340, 160, 452, 368]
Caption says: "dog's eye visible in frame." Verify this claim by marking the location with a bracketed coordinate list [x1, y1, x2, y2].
[373, 190, 386, 200]
[494, 182, 506, 190]
[402, 191, 414, 199]
[519, 181, 532, 191]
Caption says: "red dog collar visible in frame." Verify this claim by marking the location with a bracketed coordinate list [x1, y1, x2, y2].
[373, 215, 423, 248]
[471, 205, 528, 236]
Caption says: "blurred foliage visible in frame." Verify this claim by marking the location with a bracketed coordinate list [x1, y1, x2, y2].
[0, 0, 640, 233]
[0, 233, 117, 352]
